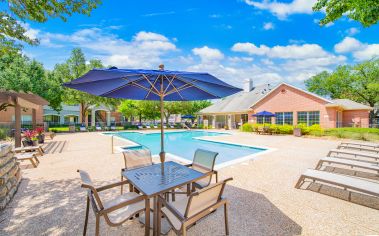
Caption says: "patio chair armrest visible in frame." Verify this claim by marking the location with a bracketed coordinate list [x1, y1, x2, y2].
[96, 179, 130, 192]
[190, 177, 233, 197]
[184, 164, 192, 167]
[101, 194, 146, 214]
[158, 195, 185, 221]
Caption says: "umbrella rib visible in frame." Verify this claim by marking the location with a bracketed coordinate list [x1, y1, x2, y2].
[142, 74, 160, 96]
[163, 75, 176, 94]
[163, 75, 184, 100]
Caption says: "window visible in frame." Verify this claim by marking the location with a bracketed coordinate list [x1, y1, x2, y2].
[308, 111, 320, 126]
[257, 116, 271, 124]
[241, 114, 248, 124]
[275, 112, 293, 125]
[297, 111, 320, 126]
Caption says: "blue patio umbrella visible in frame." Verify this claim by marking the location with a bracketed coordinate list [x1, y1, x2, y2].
[63, 65, 242, 171]
[181, 114, 195, 119]
[252, 110, 275, 124]
[252, 111, 276, 117]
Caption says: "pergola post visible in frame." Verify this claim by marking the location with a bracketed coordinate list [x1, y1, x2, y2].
[32, 108, 36, 129]
[14, 102, 21, 148]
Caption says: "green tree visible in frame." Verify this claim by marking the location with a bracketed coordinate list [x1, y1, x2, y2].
[118, 100, 160, 124]
[313, 0, 379, 27]
[0, 53, 63, 111]
[56, 48, 116, 125]
[305, 59, 379, 124]
[0, 0, 100, 53]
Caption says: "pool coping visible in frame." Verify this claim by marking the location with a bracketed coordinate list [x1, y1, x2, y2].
[102, 130, 276, 169]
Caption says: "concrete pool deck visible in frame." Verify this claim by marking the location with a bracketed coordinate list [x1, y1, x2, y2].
[1, 130, 378, 235]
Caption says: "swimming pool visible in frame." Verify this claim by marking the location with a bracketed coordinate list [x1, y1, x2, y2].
[107, 131, 268, 167]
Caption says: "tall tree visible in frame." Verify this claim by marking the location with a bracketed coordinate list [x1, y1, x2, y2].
[0, 53, 63, 111]
[56, 48, 115, 125]
[0, 0, 100, 53]
[313, 0, 379, 27]
[305, 59, 379, 124]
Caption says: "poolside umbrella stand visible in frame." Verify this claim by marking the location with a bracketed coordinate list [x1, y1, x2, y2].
[252, 110, 276, 123]
[64, 65, 242, 173]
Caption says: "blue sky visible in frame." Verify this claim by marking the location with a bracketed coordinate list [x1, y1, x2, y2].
[22, 0, 379, 88]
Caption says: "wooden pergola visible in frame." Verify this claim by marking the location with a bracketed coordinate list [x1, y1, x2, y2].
[0, 90, 49, 147]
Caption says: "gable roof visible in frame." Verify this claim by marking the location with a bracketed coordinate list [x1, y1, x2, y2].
[198, 84, 273, 114]
[327, 99, 373, 110]
[250, 82, 332, 109]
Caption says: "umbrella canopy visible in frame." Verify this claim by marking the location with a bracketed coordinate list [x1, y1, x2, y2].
[63, 66, 242, 170]
[181, 114, 195, 119]
[252, 110, 276, 117]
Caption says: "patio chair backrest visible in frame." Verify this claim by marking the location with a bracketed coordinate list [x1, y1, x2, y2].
[122, 149, 152, 170]
[185, 178, 232, 218]
[77, 170, 105, 211]
[191, 149, 218, 186]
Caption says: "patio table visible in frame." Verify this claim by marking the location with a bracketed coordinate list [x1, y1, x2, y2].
[122, 161, 205, 236]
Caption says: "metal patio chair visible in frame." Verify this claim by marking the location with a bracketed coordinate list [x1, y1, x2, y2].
[78, 170, 147, 236]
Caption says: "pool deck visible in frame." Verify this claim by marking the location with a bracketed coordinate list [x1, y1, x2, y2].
[1, 130, 379, 235]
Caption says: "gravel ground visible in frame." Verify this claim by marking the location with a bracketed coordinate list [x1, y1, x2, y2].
[0, 130, 378, 236]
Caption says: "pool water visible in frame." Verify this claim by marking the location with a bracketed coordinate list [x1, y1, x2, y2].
[110, 131, 266, 165]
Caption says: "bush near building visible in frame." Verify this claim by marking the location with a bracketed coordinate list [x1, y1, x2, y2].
[241, 123, 379, 141]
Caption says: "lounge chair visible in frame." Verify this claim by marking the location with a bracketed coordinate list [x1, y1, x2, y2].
[80, 126, 87, 132]
[340, 141, 379, 150]
[138, 125, 144, 129]
[172, 149, 218, 200]
[145, 125, 151, 129]
[328, 149, 379, 162]
[295, 169, 379, 200]
[110, 125, 116, 131]
[169, 124, 175, 128]
[153, 125, 158, 129]
[337, 143, 379, 154]
[14, 145, 44, 156]
[95, 126, 102, 131]
[316, 157, 379, 173]
[77, 170, 147, 236]
[163, 125, 167, 129]
[15, 152, 40, 167]
[121, 149, 153, 194]
[158, 178, 233, 236]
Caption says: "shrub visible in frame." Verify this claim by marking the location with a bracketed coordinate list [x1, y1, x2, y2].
[241, 123, 253, 132]
[276, 124, 293, 134]
[0, 128, 9, 140]
[123, 124, 138, 130]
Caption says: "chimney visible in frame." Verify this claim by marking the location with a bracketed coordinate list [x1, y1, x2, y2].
[243, 79, 254, 92]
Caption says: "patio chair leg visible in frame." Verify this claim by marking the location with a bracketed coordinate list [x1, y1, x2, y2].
[34, 156, 40, 164]
[29, 159, 37, 168]
[182, 227, 187, 236]
[295, 176, 305, 189]
[224, 203, 229, 235]
[171, 190, 176, 202]
[95, 215, 100, 236]
[157, 199, 161, 235]
[83, 197, 90, 236]
[120, 175, 124, 194]
[145, 198, 150, 236]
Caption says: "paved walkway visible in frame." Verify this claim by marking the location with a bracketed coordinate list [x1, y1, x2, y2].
[1, 130, 378, 235]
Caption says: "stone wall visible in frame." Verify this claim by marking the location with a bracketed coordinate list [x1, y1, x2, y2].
[0, 143, 21, 210]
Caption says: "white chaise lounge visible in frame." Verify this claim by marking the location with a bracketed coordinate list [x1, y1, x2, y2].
[316, 157, 379, 173]
[337, 143, 379, 154]
[295, 169, 379, 198]
[340, 141, 379, 150]
[328, 149, 379, 162]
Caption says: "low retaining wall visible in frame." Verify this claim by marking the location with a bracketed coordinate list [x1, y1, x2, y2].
[0, 143, 21, 210]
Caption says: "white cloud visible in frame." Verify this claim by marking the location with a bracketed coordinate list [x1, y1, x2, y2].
[334, 37, 379, 61]
[232, 42, 329, 59]
[39, 28, 177, 68]
[334, 37, 362, 53]
[263, 22, 275, 30]
[244, 0, 316, 19]
[192, 46, 224, 62]
[346, 27, 360, 36]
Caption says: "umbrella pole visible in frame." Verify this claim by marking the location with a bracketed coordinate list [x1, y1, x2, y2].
[159, 93, 165, 174]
